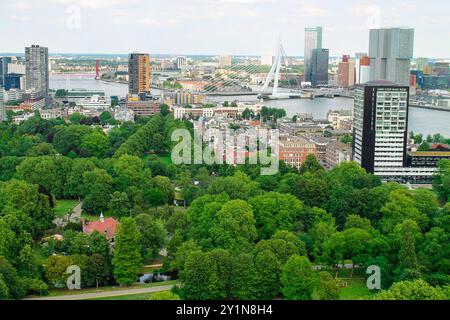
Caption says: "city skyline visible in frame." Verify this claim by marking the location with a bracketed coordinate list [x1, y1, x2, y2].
[1, 0, 449, 58]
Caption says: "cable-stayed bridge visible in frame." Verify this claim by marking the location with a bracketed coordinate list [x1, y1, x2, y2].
[257, 39, 309, 100]
[152, 39, 350, 100]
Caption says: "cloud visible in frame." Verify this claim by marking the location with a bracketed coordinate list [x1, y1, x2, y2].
[214, 0, 273, 3]
[46, 0, 138, 9]
[110, 10, 182, 28]
[11, 15, 31, 22]
[303, 6, 330, 16]
[8, 1, 33, 10]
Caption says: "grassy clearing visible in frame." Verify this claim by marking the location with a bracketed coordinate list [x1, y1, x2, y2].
[143, 153, 173, 165]
[54, 199, 79, 217]
[158, 154, 173, 165]
[80, 213, 99, 222]
[32, 246, 49, 265]
[34, 280, 177, 298]
[338, 278, 375, 300]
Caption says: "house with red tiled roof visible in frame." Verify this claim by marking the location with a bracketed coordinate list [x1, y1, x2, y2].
[432, 143, 450, 151]
[83, 213, 119, 246]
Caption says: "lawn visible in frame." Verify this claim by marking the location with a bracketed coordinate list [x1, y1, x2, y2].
[158, 154, 173, 165]
[338, 278, 375, 300]
[81, 213, 102, 222]
[37, 280, 178, 298]
[32, 246, 49, 265]
[54, 199, 79, 218]
[87, 291, 171, 301]
[143, 153, 173, 165]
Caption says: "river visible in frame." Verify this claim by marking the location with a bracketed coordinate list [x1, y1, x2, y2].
[50, 74, 450, 137]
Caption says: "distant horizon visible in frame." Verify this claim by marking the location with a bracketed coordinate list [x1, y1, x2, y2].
[1, 52, 449, 61]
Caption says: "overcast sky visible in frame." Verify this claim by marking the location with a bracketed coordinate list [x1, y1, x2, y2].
[1, 0, 449, 58]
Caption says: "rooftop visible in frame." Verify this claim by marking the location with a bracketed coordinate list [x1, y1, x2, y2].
[83, 216, 118, 239]
[409, 151, 450, 157]
[359, 80, 408, 87]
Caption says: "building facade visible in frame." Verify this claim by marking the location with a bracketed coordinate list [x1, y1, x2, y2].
[338, 55, 356, 88]
[0, 57, 13, 88]
[325, 140, 352, 169]
[128, 53, 150, 96]
[369, 28, 414, 86]
[126, 100, 160, 116]
[219, 55, 232, 68]
[415, 58, 429, 72]
[308, 136, 332, 167]
[5, 63, 25, 90]
[304, 26, 323, 82]
[176, 56, 187, 70]
[356, 56, 371, 84]
[406, 151, 450, 168]
[353, 81, 409, 177]
[25, 45, 49, 97]
[39, 108, 68, 120]
[279, 136, 317, 169]
[327, 109, 353, 129]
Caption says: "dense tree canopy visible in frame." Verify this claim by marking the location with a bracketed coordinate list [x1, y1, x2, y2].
[0, 112, 449, 300]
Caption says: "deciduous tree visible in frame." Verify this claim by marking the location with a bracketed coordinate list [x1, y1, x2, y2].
[281, 255, 316, 300]
[112, 218, 143, 286]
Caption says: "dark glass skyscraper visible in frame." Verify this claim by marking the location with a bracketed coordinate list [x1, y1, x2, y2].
[304, 26, 323, 83]
[0, 57, 12, 88]
[310, 48, 329, 87]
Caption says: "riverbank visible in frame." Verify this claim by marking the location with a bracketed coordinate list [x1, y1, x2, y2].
[410, 102, 450, 112]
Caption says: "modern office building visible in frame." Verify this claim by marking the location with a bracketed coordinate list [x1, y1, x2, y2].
[415, 57, 429, 72]
[355, 53, 367, 82]
[125, 98, 161, 117]
[421, 75, 449, 90]
[355, 54, 371, 84]
[411, 70, 425, 88]
[353, 80, 436, 183]
[359, 56, 371, 84]
[338, 55, 356, 88]
[0, 57, 13, 88]
[128, 53, 150, 96]
[369, 28, 414, 86]
[176, 56, 187, 70]
[4, 63, 25, 90]
[218, 55, 232, 68]
[304, 26, 323, 82]
[310, 48, 329, 87]
[25, 45, 49, 97]
[353, 81, 409, 175]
